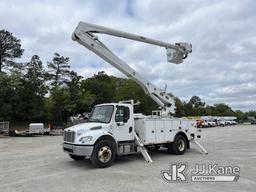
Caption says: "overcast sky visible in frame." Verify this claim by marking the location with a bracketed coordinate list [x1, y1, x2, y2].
[1, 0, 255, 111]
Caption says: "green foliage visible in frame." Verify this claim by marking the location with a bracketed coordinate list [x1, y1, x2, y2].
[213, 103, 235, 116]
[235, 110, 247, 121]
[0, 68, 254, 122]
[174, 97, 186, 117]
[174, 96, 237, 118]
[81, 71, 115, 105]
[114, 78, 158, 114]
[0, 73, 22, 120]
[47, 53, 70, 87]
[18, 55, 48, 121]
[0, 30, 24, 72]
[24, 55, 48, 96]
[0, 55, 48, 121]
[189, 96, 205, 108]
[46, 87, 70, 122]
[65, 71, 95, 116]
[245, 110, 256, 120]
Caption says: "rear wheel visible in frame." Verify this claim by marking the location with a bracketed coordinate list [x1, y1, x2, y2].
[168, 135, 187, 155]
[90, 139, 116, 168]
[69, 154, 85, 160]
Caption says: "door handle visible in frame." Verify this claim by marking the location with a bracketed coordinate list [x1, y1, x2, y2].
[117, 122, 124, 126]
[129, 127, 133, 133]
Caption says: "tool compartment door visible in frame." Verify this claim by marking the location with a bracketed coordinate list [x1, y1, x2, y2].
[164, 120, 174, 142]
[155, 120, 165, 143]
[143, 120, 156, 144]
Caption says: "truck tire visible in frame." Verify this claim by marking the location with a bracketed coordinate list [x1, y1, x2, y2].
[168, 135, 187, 155]
[90, 139, 116, 168]
[69, 154, 85, 160]
[146, 145, 160, 151]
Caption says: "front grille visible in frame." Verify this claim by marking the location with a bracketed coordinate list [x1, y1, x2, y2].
[64, 131, 75, 142]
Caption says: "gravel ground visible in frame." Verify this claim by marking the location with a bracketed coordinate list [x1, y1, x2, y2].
[0, 124, 256, 192]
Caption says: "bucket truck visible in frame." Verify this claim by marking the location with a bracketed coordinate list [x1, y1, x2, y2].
[62, 22, 207, 168]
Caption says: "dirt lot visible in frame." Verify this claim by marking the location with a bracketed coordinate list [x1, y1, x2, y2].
[0, 124, 256, 192]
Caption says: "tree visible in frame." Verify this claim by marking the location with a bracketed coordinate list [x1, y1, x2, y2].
[66, 71, 95, 115]
[24, 55, 48, 96]
[81, 71, 115, 105]
[17, 55, 48, 121]
[174, 97, 186, 117]
[189, 96, 205, 108]
[0, 73, 22, 120]
[246, 110, 256, 119]
[213, 103, 235, 116]
[47, 53, 70, 87]
[46, 87, 70, 122]
[114, 79, 158, 114]
[0, 30, 24, 72]
[235, 110, 247, 121]
[1, 55, 48, 121]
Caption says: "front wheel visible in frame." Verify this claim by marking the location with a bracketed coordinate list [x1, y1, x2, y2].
[69, 154, 85, 160]
[168, 135, 187, 155]
[90, 139, 116, 168]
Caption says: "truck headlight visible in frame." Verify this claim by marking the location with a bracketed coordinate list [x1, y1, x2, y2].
[79, 136, 93, 142]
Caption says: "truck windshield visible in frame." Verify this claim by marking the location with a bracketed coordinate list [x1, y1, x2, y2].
[88, 105, 114, 123]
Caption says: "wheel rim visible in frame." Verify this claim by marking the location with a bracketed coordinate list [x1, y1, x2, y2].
[98, 146, 112, 163]
[177, 139, 185, 151]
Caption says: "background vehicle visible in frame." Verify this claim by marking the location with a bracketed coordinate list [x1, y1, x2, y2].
[217, 120, 225, 127]
[248, 116, 256, 125]
[230, 120, 237, 125]
[9, 123, 49, 136]
[196, 119, 206, 128]
[207, 120, 216, 127]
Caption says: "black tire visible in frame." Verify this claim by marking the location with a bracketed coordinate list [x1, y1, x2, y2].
[90, 139, 116, 168]
[168, 135, 187, 155]
[146, 145, 160, 151]
[69, 154, 85, 160]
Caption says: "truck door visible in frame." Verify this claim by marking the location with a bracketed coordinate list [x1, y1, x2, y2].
[113, 106, 134, 141]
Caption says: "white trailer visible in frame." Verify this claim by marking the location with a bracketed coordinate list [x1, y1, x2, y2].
[13, 123, 49, 136]
[63, 22, 207, 168]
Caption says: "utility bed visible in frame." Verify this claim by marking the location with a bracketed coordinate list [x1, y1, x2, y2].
[135, 117, 197, 145]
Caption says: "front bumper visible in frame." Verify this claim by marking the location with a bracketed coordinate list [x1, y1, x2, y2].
[63, 142, 93, 157]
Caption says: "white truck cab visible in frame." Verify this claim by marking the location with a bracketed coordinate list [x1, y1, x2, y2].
[64, 103, 134, 144]
[63, 103, 134, 167]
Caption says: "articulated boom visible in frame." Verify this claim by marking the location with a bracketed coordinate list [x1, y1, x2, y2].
[72, 22, 192, 115]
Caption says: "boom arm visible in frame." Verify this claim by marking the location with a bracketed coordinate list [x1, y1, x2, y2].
[72, 22, 192, 115]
